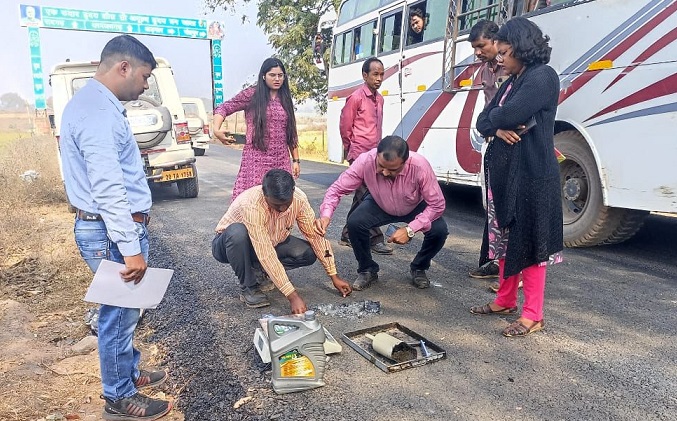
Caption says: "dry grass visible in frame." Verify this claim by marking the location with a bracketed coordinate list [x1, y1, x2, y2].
[0, 133, 182, 421]
[0, 134, 98, 420]
[298, 130, 329, 162]
[0, 135, 71, 270]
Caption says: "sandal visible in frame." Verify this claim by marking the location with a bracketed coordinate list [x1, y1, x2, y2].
[502, 320, 545, 337]
[469, 303, 518, 315]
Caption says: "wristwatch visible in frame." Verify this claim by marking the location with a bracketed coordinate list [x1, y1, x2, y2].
[405, 225, 415, 238]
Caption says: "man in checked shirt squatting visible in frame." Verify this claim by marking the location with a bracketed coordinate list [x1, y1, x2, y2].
[211, 169, 352, 313]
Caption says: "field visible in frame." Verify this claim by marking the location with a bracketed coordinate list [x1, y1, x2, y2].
[220, 112, 331, 162]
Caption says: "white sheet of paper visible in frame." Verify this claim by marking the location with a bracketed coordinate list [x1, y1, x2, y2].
[84, 259, 174, 309]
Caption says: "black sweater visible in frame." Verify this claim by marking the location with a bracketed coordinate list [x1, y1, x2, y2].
[477, 63, 563, 277]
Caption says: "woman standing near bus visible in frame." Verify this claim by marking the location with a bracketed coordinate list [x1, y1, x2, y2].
[469, 17, 563, 337]
[213, 58, 300, 200]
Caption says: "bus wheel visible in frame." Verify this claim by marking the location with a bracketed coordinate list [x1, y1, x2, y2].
[555, 130, 647, 247]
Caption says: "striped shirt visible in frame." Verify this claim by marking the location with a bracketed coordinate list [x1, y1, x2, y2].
[215, 186, 337, 297]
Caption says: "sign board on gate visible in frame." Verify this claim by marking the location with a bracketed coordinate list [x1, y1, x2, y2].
[20, 4, 212, 39]
[19, 4, 225, 110]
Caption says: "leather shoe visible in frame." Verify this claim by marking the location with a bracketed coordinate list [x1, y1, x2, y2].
[353, 271, 378, 290]
[410, 269, 430, 289]
[469, 260, 499, 279]
[371, 242, 393, 255]
[239, 287, 271, 308]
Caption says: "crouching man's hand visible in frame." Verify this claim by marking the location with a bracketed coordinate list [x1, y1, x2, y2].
[390, 227, 411, 245]
[314, 216, 331, 236]
[330, 274, 352, 297]
[287, 291, 308, 315]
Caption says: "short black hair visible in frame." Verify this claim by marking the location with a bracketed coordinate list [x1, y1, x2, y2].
[100, 35, 157, 70]
[362, 57, 383, 75]
[469, 20, 499, 42]
[377, 135, 409, 162]
[262, 169, 295, 201]
[495, 17, 551, 65]
[409, 8, 425, 20]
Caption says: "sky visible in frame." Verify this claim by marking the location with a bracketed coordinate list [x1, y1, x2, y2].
[1, 0, 275, 108]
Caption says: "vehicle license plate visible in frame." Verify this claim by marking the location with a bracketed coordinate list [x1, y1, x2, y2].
[159, 167, 194, 182]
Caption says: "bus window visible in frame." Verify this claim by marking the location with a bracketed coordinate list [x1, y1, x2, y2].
[333, 32, 348, 66]
[514, 0, 551, 15]
[406, 0, 448, 46]
[337, 0, 356, 26]
[379, 9, 404, 54]
[338, 0, 381, 25]
[353, 20, 377, 60]
[407, 5, 427, 45]
[527, 0, 552, 11]
[459, 0, 500, 32]
[355, 0, 381, 17]
[342, 31, 354, 63]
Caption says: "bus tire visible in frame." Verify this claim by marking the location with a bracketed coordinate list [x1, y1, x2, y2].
[555, 130, 647, 247]
[177, 166, 199, 199]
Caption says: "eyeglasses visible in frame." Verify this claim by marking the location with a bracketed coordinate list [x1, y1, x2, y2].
[267, 73, 285, 79]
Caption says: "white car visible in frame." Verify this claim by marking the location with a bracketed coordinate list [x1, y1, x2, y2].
[50, 57, 199, 198]
[181, 97, 210, 156]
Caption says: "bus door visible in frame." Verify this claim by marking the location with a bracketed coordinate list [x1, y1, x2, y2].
[376, 2, 406, 137]
[399, 0, 453, 156]
[425, 0, 508, 179]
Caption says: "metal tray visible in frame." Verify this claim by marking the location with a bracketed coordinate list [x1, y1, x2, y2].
[342, 322, 446, 373]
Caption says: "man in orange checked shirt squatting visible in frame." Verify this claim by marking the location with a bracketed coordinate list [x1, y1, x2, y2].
[211, 169, 352, 314]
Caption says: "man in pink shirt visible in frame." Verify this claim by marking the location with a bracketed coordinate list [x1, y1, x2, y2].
[338, 57, 392, 255]
[315, 136, 448, 290]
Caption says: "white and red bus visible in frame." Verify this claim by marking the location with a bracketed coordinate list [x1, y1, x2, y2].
[316, 0, 677, 247]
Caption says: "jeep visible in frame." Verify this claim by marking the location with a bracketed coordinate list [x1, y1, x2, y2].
[181, 97, 211, 156]
[50, 57, 199, 199]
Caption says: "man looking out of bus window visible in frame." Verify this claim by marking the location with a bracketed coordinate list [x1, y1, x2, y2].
[408, 8, 427, 44]
[468, 20, 510, 287]
[316, 136, 448, 291]
[337, 57, 393, 256]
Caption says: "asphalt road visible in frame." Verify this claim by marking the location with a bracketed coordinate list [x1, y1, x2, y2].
[145, 144, 677, 421]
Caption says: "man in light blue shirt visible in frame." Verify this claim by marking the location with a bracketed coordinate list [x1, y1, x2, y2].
[60, 35, 172, 420]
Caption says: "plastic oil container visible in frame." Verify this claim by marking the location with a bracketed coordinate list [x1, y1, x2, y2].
[268, 310, 327, 394]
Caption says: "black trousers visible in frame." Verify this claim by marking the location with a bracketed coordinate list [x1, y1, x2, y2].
[212, 223, 316, 290]
[341, 184, 384, 246]
[347, 195, 448, 274]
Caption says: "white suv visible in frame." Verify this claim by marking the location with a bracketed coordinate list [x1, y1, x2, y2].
[181, 97, 210, 156]
[50, 57, 199, 198]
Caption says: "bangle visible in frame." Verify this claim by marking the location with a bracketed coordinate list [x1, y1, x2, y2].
[292, 159, 301, 163]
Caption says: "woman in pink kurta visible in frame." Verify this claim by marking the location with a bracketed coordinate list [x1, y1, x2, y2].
[213, 58, 300, 200]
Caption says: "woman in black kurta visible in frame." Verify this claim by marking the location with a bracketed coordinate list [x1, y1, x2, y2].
[470, 17, 563, 337]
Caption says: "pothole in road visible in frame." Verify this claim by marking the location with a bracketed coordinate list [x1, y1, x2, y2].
[310, 300, 381, 318]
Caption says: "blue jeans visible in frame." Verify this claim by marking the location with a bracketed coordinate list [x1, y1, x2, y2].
[74, 218, 149, 401]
